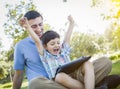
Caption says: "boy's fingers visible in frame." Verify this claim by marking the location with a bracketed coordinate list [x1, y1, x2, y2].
[19, 19, 24, 26]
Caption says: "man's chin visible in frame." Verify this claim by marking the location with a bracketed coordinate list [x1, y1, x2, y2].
[38, 34, 42, 38]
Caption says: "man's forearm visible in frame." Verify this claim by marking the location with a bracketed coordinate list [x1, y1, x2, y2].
[13, 83, 21, 89]
[13, 77, 23, 89]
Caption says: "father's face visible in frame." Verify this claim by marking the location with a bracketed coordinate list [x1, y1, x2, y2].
[28, 16, 44, 38]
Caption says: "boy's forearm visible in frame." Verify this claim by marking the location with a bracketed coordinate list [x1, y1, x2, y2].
[26, 26, 44, 55]
[26, 26, 40, 43]
[64, 22, 74, 44]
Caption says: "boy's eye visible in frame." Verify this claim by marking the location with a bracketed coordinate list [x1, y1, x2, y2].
[50, 43, 54, 45]
[57, 42, 60, 44]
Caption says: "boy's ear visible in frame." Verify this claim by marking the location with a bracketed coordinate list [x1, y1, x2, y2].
[43, 44, 47, 49]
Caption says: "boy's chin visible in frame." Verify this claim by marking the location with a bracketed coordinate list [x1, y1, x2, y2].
[52, 53, 59, 56]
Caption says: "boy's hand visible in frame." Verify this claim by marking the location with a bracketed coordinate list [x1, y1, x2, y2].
[19, 17, 29, 29]
[68, 15, 74, 24]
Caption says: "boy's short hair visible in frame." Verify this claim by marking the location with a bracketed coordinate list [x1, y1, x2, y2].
[41, 30, 60, 45]
[24, 10, 43, 20]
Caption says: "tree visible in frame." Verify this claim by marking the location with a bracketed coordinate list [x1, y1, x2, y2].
[0, 0, 37, 83]
[3, 0, 37, 44]
[70, 32, 106, 59]
[92, 0, 120, 51]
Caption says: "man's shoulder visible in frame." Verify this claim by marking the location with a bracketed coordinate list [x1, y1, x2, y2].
[15, 37, 33, 47]
[16, 37, 31, 44]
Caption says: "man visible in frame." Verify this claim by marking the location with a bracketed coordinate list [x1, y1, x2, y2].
[13, 10, 112, 89]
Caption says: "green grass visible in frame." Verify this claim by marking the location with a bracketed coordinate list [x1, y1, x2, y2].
[110, 60, 120, 89]
[0, 79, 28, 89]
[110, 60, 120, 75]
[21, 80, 28, 89]
[0, 82, 12, 89]
[0, 60, 120, 89]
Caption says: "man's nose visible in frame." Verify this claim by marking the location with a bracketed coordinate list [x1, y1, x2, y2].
[37, 25, 43, 31]
[37, 25, 42, 29]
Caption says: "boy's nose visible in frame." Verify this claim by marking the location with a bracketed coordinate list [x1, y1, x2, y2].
[55, 44, 59, 47]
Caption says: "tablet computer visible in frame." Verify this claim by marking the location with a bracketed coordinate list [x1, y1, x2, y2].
[56, 56, 91, 75]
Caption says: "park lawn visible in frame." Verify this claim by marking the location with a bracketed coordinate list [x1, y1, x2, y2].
[0, 60, 120, 89]
[110, 60, 120, 75]
[21, 79, 28, 89]
[110, 60, 120, 89]
[0, 79, 28, 89]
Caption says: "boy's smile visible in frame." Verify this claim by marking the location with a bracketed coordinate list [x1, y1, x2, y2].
[45, 38, 60, 55]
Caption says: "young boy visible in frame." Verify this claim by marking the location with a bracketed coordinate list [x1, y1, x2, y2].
[20, 15, 95, 89]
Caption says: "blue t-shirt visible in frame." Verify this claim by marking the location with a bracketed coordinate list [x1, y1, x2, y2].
[13, 37, 49, 81]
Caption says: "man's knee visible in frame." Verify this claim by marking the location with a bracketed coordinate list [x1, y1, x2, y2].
[94, 56, 112, 70]
[98, 56, 112, 72]
[28, 77, 40, 89]
[28, 77, 47, 89]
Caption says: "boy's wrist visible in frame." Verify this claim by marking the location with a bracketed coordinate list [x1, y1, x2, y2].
[69, 22, 75, 25]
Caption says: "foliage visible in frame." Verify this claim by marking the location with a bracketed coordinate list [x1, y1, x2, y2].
[91, 0, 104, 7]
[107, 0, 120, 50]
[104, 27, 114, 42]
[0, 67, 7, 80]
[0, 79, 28, 89]
[70, 32, 107, 59]
[3, 0, 52, 45]
[0, 60, 11, 80]
[0, 40, 2, 48]
[0, 82, 12, 89]
[3, 0, 36, 45]
[0, 0, 37, 83]
[112, 25, 120, 49]
[92, 0, 120, 51]
[109, 51, 120, 60]
[0, 47, 14, 82]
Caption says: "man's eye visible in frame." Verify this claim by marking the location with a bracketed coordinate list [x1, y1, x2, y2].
[38, 23, 43, 26]
[31, 25, 37, 28]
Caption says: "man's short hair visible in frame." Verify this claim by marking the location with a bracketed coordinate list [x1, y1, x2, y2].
[24, 10, 43, 20]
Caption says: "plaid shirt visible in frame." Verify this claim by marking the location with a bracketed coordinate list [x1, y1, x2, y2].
[39, 43, 71, 79]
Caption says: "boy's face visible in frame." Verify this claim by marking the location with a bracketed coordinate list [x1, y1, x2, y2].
[28, 16, 44, 38]
[45, 38, 61, 55]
